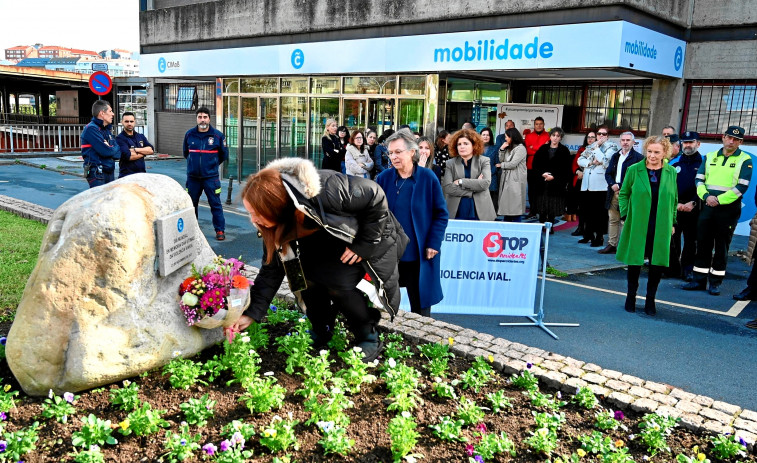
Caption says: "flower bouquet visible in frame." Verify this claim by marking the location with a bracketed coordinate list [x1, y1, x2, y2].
[178, 256, 251, 329]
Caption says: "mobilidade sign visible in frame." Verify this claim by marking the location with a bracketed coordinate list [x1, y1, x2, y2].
[141, 21, 685, 78]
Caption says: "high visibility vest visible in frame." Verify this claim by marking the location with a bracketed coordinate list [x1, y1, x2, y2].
[697, 149, 751, 205]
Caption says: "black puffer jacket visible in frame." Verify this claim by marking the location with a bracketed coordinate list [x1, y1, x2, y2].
[243, 158, 408, 321]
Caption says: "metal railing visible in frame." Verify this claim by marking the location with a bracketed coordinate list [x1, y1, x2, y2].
[0, 113, 90, 125]
[0, 123, 145, 154]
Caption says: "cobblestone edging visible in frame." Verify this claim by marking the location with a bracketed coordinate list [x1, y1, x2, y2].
[0, 195, 54, 225]
[2, 204, 755, 446]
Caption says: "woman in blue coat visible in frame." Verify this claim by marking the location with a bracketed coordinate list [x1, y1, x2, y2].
[376, 130, 449, 316]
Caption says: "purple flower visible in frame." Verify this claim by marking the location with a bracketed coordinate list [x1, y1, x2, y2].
[0, 440, 6, 452]
[474, 456, 484, 463]
[179, 438, 187, 446]
[63, 392, 75, 403]
[556, 391, 562, 399]
[739, 436, 747, 447]
[465, 443, 475, 456]
[614, 410, 625, 421]
[475, 423, 487, 433]
[202, 443, 217, 455]
[219, 440, 232, 452]
[0, 412, 6, 421]
[526, 363, 532, 369]
[231, 432, 244, 445]
[0, 337, 6, 346]
[269, 305, 278, 312]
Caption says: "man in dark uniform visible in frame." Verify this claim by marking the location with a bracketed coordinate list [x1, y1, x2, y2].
[683, 126, 751, 295]
[669, 131, 704, 280]
[80, 100, 121, 188]
[183, 107, 229, 241]
[116, 112, 154, 178]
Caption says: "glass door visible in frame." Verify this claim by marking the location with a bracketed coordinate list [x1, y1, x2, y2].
[343, 98, 366, 134]
[241, 97, 258, 178]
[398, 99, 424, 134]
[368, 98, 395, 136]
[260, 98, 278, 168]
[222, 96, 239, 179]
[309, 97, 339, 168]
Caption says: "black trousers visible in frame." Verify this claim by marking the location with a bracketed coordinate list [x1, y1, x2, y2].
[581, 190, 607, 243]
[693, 203, 741, 286]
[627, 264, 664, 303]
[527, 170, 539, 216]
[301, 279, 381, 340]
[669, 209, 699, 277]
[398, 260, 430, 315]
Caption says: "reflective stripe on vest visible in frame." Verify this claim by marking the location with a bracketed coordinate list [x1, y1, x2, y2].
[704, 150, 749, 192]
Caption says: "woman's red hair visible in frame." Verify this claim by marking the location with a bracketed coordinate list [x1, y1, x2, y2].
[241, 169, 296, 264]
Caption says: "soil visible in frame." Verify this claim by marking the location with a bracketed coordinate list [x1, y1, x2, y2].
[0, 318, 755, 463]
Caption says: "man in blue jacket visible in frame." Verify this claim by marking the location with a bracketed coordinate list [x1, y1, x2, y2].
[80, 100, 121, 188]
[116, 112, 154, 178]
[183, 107, 229, 241]
[669, 131, 703, 280]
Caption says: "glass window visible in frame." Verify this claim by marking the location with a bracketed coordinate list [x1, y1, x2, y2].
[343, 76, 396, 95]
[223, 78, 239, 93]
[399, 100, 424, 133]
[160, 83, 214, 113]
[311, 77, 340, 94]
[685, 82, 756, 139]
[447, 79, 475, 102]
[176, 87, 196, 110]
[309, 97, 339, 166]
[399, 76, 426, 96]
[583, 83, 651, 133]
[223, 96, 239, 179]
[343, 99, 366, 133]
[241, 78, 278, 93]
[281, 96, 307, 158]
[281, 78, 308, 94]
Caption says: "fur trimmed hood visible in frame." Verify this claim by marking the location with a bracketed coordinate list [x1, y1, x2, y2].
[265, 157, 322, 199]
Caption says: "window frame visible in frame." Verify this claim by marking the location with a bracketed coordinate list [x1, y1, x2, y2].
[682, 80, 757, 141]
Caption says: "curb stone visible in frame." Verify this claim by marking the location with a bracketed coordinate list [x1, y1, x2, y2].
[2, 202, 755, 449]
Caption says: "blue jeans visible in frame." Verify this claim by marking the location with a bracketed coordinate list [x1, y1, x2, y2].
[87, 166, 115, 188]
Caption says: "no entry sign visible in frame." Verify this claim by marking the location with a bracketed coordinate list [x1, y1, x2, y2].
[89, 71, 112, 96]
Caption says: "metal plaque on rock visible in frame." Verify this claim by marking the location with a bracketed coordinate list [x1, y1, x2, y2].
[156, 208, 199, 277]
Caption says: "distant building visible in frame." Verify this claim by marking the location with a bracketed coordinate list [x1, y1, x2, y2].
[16, 58, 51, 68]
[5, 46, 37, 60]
[100, 49, 133, 60]
[45, 57, 80, 73]
[75, 57, 140, 77]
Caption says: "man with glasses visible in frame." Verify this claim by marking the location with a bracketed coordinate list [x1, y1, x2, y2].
[683, 126, 751, 295]
[116, 112, 154, 178]
[599, 132, 643, 254]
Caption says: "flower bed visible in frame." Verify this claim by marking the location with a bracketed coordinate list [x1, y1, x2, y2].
[0, 303, 754, 462]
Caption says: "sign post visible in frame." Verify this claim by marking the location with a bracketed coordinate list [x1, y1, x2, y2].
[88, 71, 113, 97]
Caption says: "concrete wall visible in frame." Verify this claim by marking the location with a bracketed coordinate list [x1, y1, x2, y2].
[684, 40, 757, 80]
[140, 0, 691, 47]
[155, 112, 195, 157]
[691, 0, 757, 26]
[154, 0, 214, 8]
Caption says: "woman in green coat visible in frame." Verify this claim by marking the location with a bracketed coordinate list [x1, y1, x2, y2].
[616, 136, 678, 315]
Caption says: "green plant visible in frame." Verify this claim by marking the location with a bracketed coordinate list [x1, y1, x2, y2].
[547, 266, 568, 277]
[579, 430, 614, 455]
[109, 380, 140, 411]
[221, 420, 256, 441]
[222, 335, 263, 387]
[573, 386, 599, 409]
[455, 356, 495, 392]
[474, 431, 516, 460]
[260, 415, 300, 454]
[637, 413, 678, 456]
[317, 422, 354, 456]
[163, 357, 205, 390]
[456, 397, 486, 426]
[0, 421, 39, 461]
[276, 319, 313, 374]
[119, 402, 170, 436]
[238, 375, 286, 414]
[242, 322, 270, 350]
[387, 411, 420, 462]
[381, 332, 413, 361]
[382, 360, 423, 413]
[296, 349, 333, 400]
[534, 411, 566, 431]
[525, 426, 558, 456]
[304, 387, 353, 427]
[263, 304, 302, 325]
[431, 378, 457, 400]
[418, 342, 454, 378]
[709, 433, 747, 460]
[428, 415, 466, 442]
[336, 346, 377, 393]
[326, 319, 350, 352]
[0, 210, 47, 322]
[486, 390, 513, 413]
[209, 436, 253, 462]
[0, 385, 18, 413]
[71, 446, 105, 463]
[179, 394, 216, 426]
[162, 422, 201, 462]
[676, 445, 711, 463]
[510, 369, 538, 391]
[594, 409, 621, 431]
[40, 391, 78, 423]
[526, 389, 566, 411]
[72, 414, 118, 448]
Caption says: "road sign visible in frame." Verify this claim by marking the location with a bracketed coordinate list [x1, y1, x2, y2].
[89, 71, 112, 96]
[92, 63, 109, 72]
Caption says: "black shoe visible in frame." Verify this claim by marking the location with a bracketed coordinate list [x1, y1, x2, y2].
[597, 245, 617, 254]
[590, 240, 604, 248]
[708, 284, 721, 296]
[571, 228, 583, 237]
[644, 300, 657, 316]
[354, 326, 383, 363]
[733, 288, 756, 301]
[746, 319, 757, 329]
[624, 295, 636, 313]
[578, 237, 591, 244]
[683, 271, 694, 282]
[681, 281, 706, 291]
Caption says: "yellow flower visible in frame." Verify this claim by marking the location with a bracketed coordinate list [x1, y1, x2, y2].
[263, 428, 277, 438]
[577, 449, 587, 458]
[488, 355, 494, 363]
[3, 385, 10, 392]
[697, 453, 706, 462]
[615, 439, 624, 448]
[119, 419, 130, 430]
[448, 337, 454, 346]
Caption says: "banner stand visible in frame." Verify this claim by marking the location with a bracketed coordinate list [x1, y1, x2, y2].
[498, 222, 579, 339]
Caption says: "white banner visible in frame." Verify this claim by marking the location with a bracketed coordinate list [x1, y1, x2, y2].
[400, 220, 544, 315]
[495, 103, 564, 136]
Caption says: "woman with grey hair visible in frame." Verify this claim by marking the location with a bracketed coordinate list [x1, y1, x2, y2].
[376, 131, 449, 316]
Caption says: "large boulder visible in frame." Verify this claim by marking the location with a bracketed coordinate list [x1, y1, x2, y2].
[6, 174, 223, 396]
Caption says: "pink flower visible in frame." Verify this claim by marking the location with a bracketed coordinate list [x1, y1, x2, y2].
[614, 410, 625, 420]
[219, 440, 232, 452]
[475, 423, 487, 433]
[465, 444, 475, 456]
[202, 443, 217, 455]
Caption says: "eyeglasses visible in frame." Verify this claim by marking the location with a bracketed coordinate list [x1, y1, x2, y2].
[597, 132, 608, 136]
[388, 150, 409, 156]
[587, 135, 596, 138]
[354, 136, 363, 140]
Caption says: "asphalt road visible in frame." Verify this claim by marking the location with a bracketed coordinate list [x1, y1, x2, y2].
[2, 159, 757, 410]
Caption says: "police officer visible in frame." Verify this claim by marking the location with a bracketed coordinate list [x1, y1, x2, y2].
[116, 112, 154, 178]
[669, 131, 703, 280]
[683, 126, 751, 295]
[183, 106, 229, 241]
[80, 100, 121, 188]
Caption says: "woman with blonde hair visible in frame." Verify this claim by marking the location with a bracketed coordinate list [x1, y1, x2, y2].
[320, 118, 341, 171]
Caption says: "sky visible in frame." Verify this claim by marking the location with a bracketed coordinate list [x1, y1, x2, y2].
[0, 0, 140, 53]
